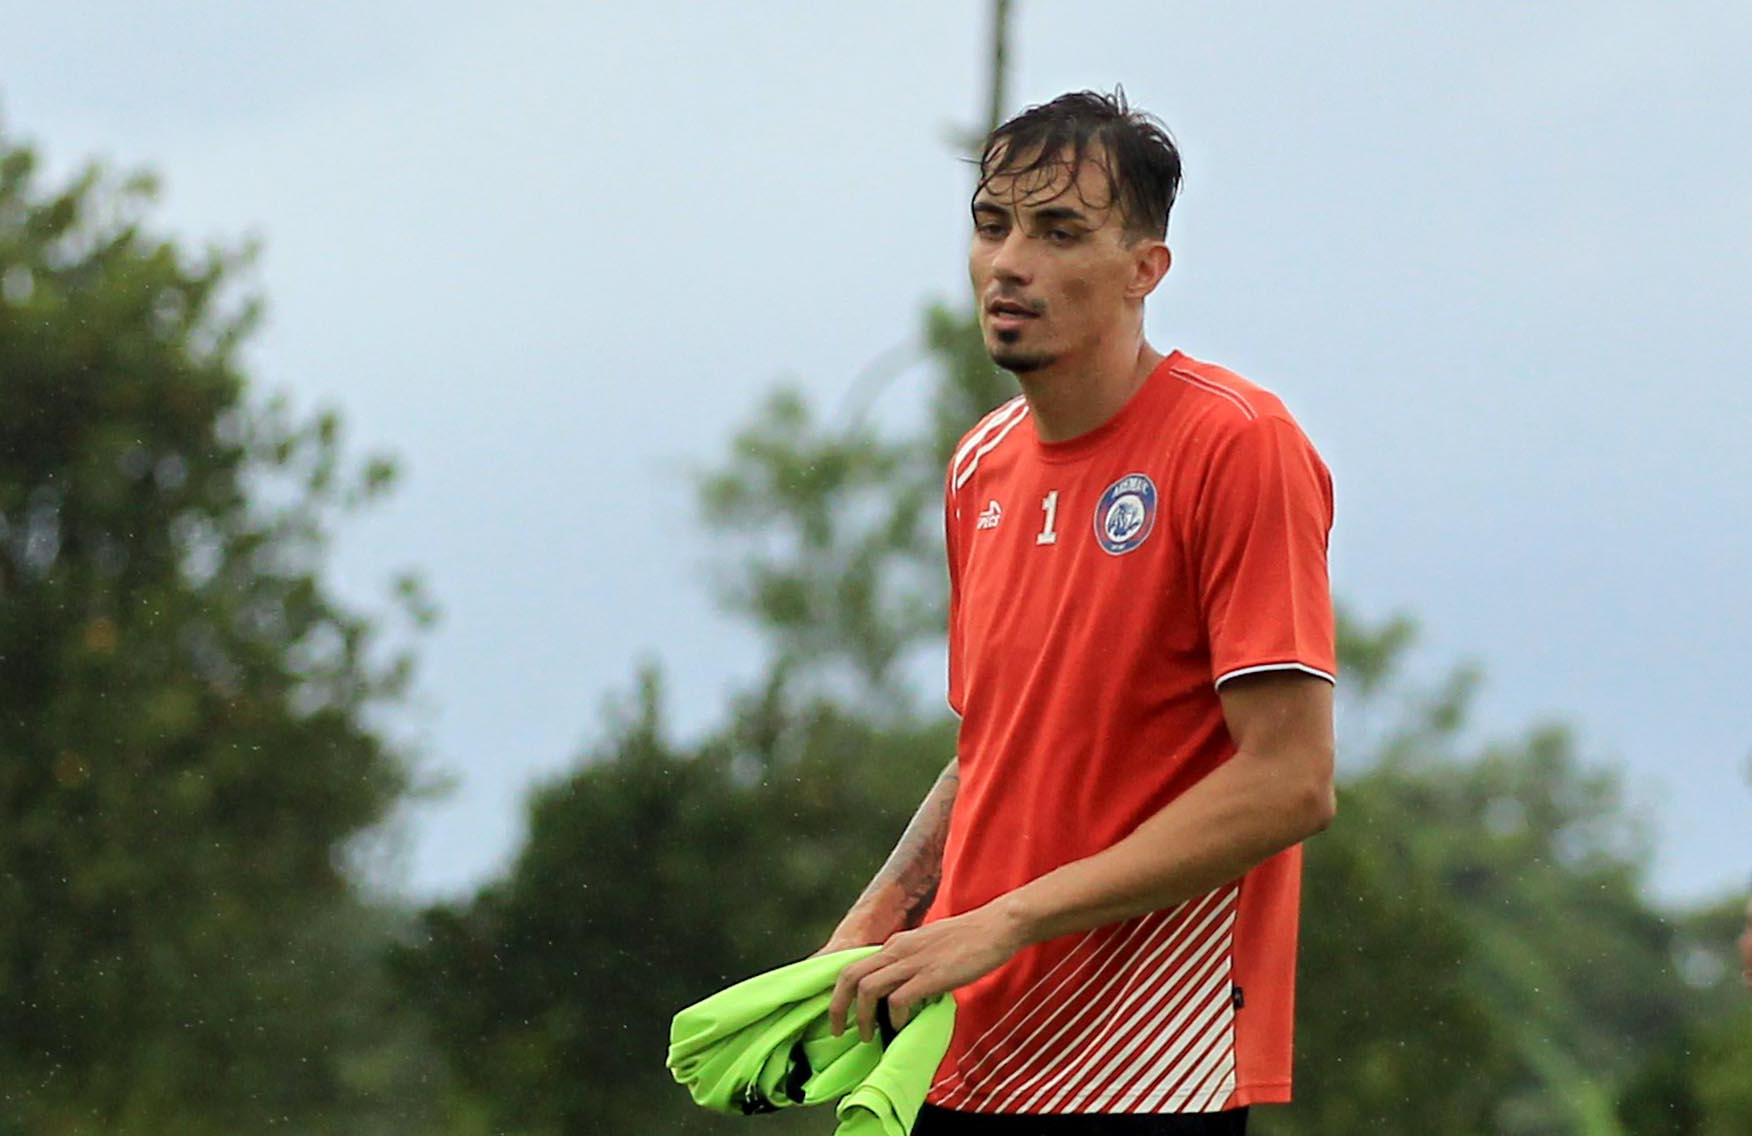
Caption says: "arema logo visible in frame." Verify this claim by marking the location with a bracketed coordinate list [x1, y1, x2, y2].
[977, 500, 1003, 530]
[1093, 473, 1157, 555]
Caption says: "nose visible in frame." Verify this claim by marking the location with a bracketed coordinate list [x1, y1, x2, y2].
[989, 227, 1034, 287]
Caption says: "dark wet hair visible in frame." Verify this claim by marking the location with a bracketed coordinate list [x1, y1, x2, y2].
[974, 88, 1183, 241]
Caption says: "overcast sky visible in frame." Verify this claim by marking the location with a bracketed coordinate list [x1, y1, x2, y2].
[3, 1, 1747, 904]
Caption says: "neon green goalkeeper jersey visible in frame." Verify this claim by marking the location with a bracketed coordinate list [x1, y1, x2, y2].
[668, 947, 955, 1135]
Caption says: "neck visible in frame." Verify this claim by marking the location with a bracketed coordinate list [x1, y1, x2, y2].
[1017, 331, 1165, 443]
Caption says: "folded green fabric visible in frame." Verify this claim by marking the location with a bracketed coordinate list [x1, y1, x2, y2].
[668, 948, 954, 1136]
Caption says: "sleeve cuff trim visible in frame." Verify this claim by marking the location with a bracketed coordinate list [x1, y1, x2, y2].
[1214, 662, 1337, 688]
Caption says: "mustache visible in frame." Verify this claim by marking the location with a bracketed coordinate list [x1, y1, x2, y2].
[984, 292, 1046, 316]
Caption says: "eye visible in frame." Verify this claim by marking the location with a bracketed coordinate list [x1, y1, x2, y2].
[1046, 228, 1077, 244]
[975, 221, 1006, 239]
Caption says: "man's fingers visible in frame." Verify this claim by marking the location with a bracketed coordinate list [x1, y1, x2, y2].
[887, 974, 936, 1031]
[829, 936, 935, 1040]
[854, 963, 912, 1043]
[829, 957, 877, 1036]
[855, 971, 881, 1043]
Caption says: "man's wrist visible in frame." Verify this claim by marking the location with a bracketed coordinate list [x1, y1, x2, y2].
[989, 887, 1047, 951]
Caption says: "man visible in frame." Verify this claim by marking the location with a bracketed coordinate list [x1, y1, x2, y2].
[823, 90, 1337, 1134]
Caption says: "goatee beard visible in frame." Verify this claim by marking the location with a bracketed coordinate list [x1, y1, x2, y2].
[991, 347, 1054, 374]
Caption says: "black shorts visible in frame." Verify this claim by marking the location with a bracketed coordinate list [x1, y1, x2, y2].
[911, 1103, 1248, 1134]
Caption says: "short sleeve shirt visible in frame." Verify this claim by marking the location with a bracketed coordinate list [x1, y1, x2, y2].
[925, 350, 1336, 1115]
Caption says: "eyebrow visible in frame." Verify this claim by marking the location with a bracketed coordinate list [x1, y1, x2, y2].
[970, 199, 1092, 226]
[1031, 205, 1090, 226]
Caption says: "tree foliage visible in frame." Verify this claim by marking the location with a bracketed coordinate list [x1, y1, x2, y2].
[399, 667, 953, 1133]
[0, 122, 439, 1133]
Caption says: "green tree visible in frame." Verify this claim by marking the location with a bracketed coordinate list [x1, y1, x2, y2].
[1615, 893, 1752, 1136]
[398, 665, 954, 1133]
[0, 122, 440, 1132]
[1272, 621, 1638, 1133]
[1253, 614, 1518, 1135]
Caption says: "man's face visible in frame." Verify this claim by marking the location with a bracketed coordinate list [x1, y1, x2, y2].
[968, 147, 1160, 375]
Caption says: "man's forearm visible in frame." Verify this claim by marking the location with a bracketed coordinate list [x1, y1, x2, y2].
[995, 746, 1332, 949]
[830, 758, 959, 943]
[827, 745, 1331, 1040]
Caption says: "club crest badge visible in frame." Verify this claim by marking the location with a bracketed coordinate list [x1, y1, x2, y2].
[1094, 473, 1157, 555]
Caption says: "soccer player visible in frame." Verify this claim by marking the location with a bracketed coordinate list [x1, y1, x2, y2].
[822, 90, 1338, 1134]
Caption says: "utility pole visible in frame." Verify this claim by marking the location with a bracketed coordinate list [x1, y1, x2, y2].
[954, 0, 1015, 158]
[986, 0, 1012, 137]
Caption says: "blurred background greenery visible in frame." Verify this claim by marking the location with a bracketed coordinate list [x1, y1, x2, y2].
[2, 7, 1749, 1133]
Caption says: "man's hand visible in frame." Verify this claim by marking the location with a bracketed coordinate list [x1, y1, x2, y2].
[827, 904, 1027, 1042]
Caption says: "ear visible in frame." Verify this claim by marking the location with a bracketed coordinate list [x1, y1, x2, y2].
[1126, 240, 1172, 301]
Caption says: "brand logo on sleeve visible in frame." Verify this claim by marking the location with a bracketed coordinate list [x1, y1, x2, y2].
[1093, 474, 1157, 555]
[977, 500, 1003, 530]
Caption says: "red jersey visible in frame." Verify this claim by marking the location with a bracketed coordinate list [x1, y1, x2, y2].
[924, 350, 1336, 1115]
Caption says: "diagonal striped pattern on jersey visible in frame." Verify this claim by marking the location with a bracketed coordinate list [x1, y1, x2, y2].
[951, 395, 1027, 478]
[1078, 923, 1239, 1113]
[931, 883, 1239, 1114]
[929, 890, 1229, 1108]
[952, 397, 1031, 492]
[1007, 901, 1237, 1113]
[928, 913, 1171, 1103]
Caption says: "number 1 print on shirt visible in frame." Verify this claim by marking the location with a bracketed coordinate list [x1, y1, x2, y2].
[1036, 490, 1059, 545]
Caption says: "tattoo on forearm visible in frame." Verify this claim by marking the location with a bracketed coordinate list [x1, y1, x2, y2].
[857, 760, 959, 929]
